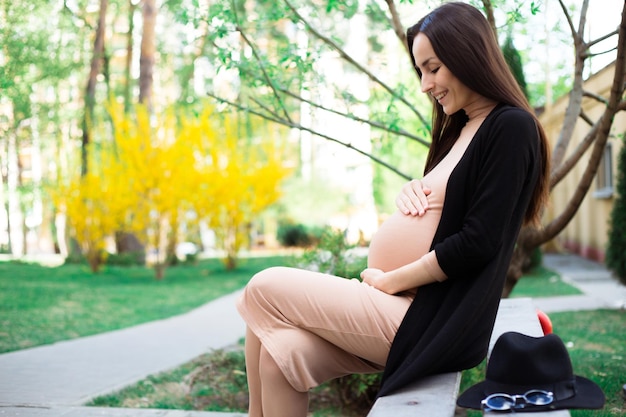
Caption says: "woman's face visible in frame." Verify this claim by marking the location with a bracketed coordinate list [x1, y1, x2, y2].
[412, 33, 481, 115]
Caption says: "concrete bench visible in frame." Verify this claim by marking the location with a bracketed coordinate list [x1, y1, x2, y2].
[367, 297, 571, 417]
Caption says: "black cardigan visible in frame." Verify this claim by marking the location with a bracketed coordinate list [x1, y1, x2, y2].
[377, 104, 542, 396]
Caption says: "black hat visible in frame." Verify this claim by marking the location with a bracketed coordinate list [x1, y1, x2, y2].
[457, 331, 605, 411]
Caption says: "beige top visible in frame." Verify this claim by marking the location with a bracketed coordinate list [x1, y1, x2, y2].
[367, 132, 474, 276]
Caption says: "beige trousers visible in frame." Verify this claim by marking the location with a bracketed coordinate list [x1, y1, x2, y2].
[236, 266, 413, 392]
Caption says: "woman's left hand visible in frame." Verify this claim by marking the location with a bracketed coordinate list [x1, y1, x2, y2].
[360, 268, 388, 292]
[396, 179, 431, 216]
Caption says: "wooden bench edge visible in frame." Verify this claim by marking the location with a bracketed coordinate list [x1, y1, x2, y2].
[367, 372, 461, 417]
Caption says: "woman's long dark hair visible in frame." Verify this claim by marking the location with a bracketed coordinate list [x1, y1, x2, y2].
[407, 2, 550, 225]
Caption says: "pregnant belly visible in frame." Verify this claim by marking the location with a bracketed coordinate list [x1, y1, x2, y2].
[367, 210, 439, 272]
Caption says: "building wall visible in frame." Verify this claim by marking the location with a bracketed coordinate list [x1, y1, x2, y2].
[540, 63, 624, 262]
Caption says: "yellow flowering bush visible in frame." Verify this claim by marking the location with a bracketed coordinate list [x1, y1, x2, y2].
[54, 101, 292, 275]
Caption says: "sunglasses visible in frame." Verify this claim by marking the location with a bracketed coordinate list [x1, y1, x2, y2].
[481, 389, 554, 412]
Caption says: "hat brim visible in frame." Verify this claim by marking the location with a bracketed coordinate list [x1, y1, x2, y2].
[457, 375, 605, 410]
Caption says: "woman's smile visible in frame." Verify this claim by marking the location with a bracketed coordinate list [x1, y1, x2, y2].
[433, 91, 447, 101]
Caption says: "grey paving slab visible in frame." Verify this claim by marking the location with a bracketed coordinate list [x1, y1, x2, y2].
[532, 294, 612, 313]
[543, 253, 614, 279]
[542, 254, 626, 311]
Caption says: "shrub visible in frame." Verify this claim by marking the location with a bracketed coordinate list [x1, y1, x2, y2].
[187, 349, 249, 411]
[277, 222, 324, 248]
[295, 228, 367, 279]
[277, 222, 311, 247]
[606, 137, 626, 284]
[64, 252, 86, 265]
[325, 372, 381, 412]
[106, 251, 145, 267]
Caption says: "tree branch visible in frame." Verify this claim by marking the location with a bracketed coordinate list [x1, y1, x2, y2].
[540, 0, 626, 245]
[550, 0, 589, 172]
[278, 87, 431, 147]
[63, 0, 94, 30]
[231, 0, 293, 124]
[249, 96, 284, 121]
[583, 90, 609, 105]
[557, 0, 578, 39]
[207, 93, 413, 180]
[577, 0, 590, 38]
[218, 44, 429, 148]
[384, 0, 408, 55]
[578, 110, 594, 127]
[549, 119, 600, 187]
[584, 46, 618, 60]
[282, 0, 429, 129]
[587, 28, 619, 48]
[480, 0, 498, 38]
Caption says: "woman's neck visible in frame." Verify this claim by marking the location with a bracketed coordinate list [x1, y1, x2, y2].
[465, 100, 498, 124]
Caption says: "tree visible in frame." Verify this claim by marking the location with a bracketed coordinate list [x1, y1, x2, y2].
[606, 134, 626, 284]
[108, 103, 198, 278]
[502, 34, 528, 99]
[504, 0, 625, 295]
[54, 101, 291, 276]
[200, 0, 625, 295]
[183, 107, 293, 269]
[114, 0, 157, 259]
[52, 138, 128, 272]
[0, 0, 82, 256]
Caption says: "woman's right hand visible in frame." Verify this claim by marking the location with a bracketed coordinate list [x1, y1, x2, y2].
[396, 179, 431, 216]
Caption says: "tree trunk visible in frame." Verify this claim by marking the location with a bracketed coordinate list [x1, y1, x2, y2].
[139, 0, 156, 109]
[6, 131, 23, 256]
[154, 263, 165, 280]
[114, 231, 146, 264]
[124, 0, 137, 113]
[165, 211, 179, 266]
[17, 133, 26, 255]
[0, 138, 7, 253]
[82, 0, 108, 176]
[503, 226, 540, 297]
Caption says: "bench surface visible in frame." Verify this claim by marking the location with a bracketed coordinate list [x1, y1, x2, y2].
[366, 297, 571, 417]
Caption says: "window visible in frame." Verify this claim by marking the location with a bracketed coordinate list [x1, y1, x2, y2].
[594, 142, 613, 199]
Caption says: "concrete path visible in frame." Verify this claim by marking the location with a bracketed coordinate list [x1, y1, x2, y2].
[0, 253, 624, 417]
[534, 253, 626, 313]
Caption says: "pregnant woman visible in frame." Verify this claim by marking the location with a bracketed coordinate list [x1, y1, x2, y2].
[236, 3, 551, 416]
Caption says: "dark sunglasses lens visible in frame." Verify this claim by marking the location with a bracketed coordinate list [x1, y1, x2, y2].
[524, 390, 553, 405]
[485, 395, 515, 410]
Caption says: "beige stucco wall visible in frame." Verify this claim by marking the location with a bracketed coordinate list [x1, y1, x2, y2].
[539, 63, 624, 262]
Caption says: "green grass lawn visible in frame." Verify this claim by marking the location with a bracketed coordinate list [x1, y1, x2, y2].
[0, 255, 292, 353]
[510, 265, 584, 298]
